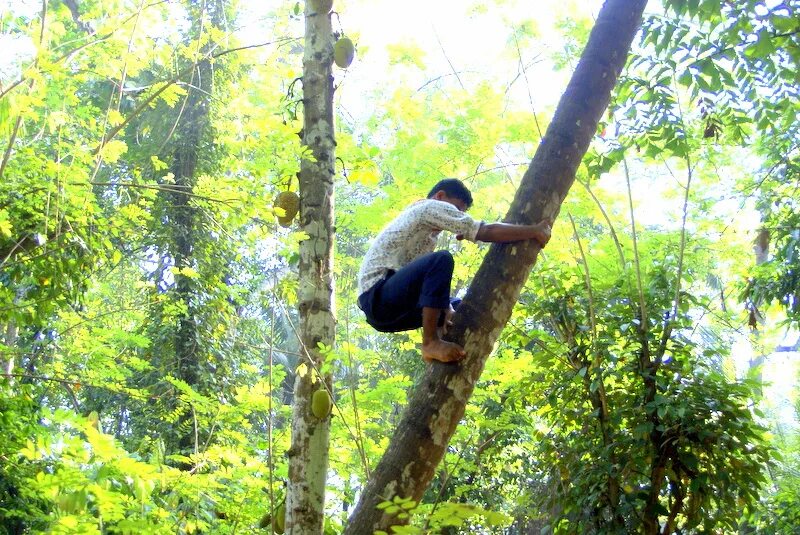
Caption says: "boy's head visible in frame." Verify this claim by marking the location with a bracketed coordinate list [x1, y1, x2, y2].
[427, 179, 473, 210]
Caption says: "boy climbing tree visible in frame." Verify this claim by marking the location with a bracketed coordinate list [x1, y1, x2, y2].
[345, 2, 647, 531]
[357, 178, 552, 363]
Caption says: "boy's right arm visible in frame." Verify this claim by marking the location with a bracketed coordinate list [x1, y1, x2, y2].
[474, 221, 552, 247]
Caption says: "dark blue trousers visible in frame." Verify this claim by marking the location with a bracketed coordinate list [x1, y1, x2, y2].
[358, 250, 459, 333]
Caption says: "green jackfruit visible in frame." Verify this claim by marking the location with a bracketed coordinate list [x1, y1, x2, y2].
[333, 37, 355, 68]
[274, 502, 286, 533]
[311, 388, 332, 419]
[274, 191, 299, 227]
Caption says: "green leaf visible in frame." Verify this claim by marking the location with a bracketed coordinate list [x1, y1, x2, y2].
[98, 140, 128, 163]
[0, 212, 12, 238]
[745, 29, 776, 58]
[150, 155, 169, 171]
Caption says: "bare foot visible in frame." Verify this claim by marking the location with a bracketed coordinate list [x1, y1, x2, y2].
[422, 339, 466, 363]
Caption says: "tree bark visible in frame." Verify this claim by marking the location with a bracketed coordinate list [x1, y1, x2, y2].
[748, 228, 769, 390]
[344, 1, 649, 532]
[164, 0, 225, 458]
[3, 321, 18, 375]
[170, 60, 209, 455]
[286, 1, 336, 533]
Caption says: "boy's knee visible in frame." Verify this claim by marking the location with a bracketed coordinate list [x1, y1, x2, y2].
[427, 251, 454, 280]
[431, 250, 454, 268]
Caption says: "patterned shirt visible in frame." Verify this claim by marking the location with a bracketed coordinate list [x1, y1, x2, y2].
[357, 199, 483, 295]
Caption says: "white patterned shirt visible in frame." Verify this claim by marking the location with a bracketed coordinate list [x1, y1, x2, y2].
[357, 199, 483, 295]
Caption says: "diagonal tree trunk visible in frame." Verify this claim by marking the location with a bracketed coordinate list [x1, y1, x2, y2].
[344, 1, 648, 532]
[286, 0, 336, 532]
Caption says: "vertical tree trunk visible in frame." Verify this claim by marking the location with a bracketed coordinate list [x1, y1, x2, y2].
[344, 1, 648, 532]
[3, 322, 18, 375]
[164, 0, 224, 457]
[286, 1, 336, 533]
[749, 226, 770, 336]
[748, 227, 770, 385]
[170, 60, 210, 455]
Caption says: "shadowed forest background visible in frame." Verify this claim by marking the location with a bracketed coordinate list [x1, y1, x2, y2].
[1, 0, 799, 533]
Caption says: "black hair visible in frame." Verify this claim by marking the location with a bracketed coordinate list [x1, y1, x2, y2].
[426, 178, 473, 209]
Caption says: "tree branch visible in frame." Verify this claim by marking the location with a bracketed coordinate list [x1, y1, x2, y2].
[2, 372, 80, 411]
